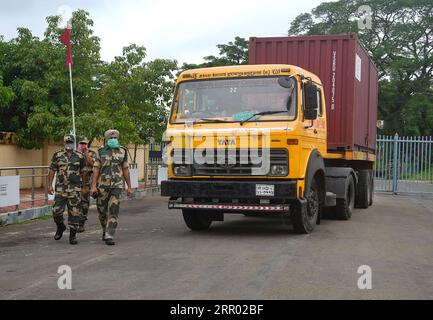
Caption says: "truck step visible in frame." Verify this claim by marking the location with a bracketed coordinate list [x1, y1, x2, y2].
[325, 192, 337, 207]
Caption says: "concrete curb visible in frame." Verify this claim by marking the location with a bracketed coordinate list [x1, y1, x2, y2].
[0, 205, 52, 226]
[0, 187, 161, 227]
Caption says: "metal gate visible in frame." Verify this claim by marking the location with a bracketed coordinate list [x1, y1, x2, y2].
[148, 143, 164, 164]
[375, 135, 433, 194]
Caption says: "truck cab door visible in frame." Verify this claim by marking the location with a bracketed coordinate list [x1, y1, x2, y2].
[300, 82, 327, 151]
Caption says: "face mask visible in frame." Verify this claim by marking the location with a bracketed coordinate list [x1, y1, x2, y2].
[107, 138, 119, 149]
[65, 143, 75, 151]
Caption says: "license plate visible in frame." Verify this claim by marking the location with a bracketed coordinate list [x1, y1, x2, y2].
[256, 184, 275, 197]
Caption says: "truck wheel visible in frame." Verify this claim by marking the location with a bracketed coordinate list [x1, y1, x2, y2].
[355, 170, 369, 209]
[292, 179, 320, 234]
[369, 173, 374, 206]
[182, 210, 212, 231]
[336, 175, 355, 220]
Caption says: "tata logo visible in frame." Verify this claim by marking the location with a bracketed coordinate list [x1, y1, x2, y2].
[218, 139, 236, 146]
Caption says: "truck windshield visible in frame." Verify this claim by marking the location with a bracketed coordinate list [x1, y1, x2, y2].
[171, 77, 296, 123]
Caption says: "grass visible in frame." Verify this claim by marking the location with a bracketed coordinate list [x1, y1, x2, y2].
[376, 163, 433, 181]
[404, 168, 433, 181]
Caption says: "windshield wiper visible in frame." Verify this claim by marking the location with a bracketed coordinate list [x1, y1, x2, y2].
[239, 110, 289, 125]
[199, 118, 231, 123]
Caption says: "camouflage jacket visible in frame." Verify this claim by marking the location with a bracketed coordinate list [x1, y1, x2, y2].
[83, 149, 97, 187]
[50, 149, 86, 195]
[94, 145, 129, 189]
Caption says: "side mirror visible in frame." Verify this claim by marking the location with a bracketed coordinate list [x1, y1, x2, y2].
[279, 77, 296, 111]
[304, 82, 318, 120]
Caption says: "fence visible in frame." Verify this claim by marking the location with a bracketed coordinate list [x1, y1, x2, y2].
[143, 164, 160, 187]
[0, 164, 161, 212]
[148, 143, 164, 165]
[375, 135, 433, 194]
[0, 166, 49, 212]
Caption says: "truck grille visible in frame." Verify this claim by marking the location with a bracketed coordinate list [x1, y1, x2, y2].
[171, 148, 288, 176]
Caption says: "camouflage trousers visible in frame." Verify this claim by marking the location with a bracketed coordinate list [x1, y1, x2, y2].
[79, 191, 90, 227]
[52, 192, 81, 231]
[96, 188, 122, 239]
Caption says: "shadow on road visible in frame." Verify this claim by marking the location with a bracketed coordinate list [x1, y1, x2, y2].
[180, 215, 299, 237]
[174, 211, 347, 238]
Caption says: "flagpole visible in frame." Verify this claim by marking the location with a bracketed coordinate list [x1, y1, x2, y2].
[68, 62, 76, 145]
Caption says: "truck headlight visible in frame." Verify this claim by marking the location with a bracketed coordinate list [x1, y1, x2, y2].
[270, 165, 288, 176]
[173, 165, 191, 176]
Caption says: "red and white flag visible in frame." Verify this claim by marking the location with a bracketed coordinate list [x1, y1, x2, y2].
[59, 22, 73, 68]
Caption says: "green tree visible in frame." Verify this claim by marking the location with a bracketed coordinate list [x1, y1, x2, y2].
[0, 36, 15, 123]
[1, 28, 56, 148]
[0, 10, 103, 148]
[0, 9, 177, 152]
[79, 44, 177, 161]
[0, 75, 15, 116]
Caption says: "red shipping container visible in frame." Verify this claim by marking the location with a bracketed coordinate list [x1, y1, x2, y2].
[249, 34, 378, 153]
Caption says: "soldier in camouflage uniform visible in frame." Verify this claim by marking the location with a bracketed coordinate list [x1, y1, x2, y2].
[90, 129, 132, 245]
[48, 135, 87, 245]
[76, 136, 97, 233]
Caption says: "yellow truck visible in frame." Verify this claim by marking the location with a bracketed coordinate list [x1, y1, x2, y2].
[161, 35, 377, 233]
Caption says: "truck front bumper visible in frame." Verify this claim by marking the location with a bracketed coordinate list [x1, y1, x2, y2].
[161, 179, 297, 200]
[168, 201, 290, 212]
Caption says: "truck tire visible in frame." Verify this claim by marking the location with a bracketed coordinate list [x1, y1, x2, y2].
[369, 173, 374, 206]
[292, 179, 320, 234]
[335, 175, 355, 220]
[355, 170, 369, 209]
[182, 210, 212, 231]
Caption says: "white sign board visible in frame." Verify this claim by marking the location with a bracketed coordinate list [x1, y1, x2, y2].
[158, 166, 168, 185]
[0, 175, 20, 207]
[128, 168, 139, 189]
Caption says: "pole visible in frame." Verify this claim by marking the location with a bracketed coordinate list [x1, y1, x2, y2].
[68, 62, 76, 147]
[392, 133, 399, 194]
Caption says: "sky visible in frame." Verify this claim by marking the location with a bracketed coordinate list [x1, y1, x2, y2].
[0, 0, 328, 65]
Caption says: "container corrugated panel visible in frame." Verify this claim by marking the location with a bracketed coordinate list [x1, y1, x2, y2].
[249, 34, 378, 153]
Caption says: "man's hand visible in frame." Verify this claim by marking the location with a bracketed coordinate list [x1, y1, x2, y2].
[47, 169, 55, 196]
[90, 185, 98, 196]
[122, 167, 132, 199]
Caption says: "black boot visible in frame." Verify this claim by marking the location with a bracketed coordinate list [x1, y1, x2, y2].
[77, 224, 85, 233]
[69, 229, 78, 245]
[102, 230, 106, 241]
[54, 223, 66, 241]
[105, 238, 115, 246]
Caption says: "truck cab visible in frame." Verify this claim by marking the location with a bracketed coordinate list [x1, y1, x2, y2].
[161, 64, 375, 233]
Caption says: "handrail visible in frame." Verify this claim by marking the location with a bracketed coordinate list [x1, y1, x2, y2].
[1, 164, 160, 210]
[0, 166, 49, 170]
[0, 166, 50, 210]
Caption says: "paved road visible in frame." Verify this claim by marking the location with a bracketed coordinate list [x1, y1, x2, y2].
[1, 194, 433, 300]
